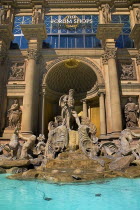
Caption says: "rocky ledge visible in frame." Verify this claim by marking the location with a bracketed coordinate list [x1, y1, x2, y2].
[0, 150, 139, 183]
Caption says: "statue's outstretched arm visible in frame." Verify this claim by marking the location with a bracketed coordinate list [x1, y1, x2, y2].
[18, 133, 29, 141]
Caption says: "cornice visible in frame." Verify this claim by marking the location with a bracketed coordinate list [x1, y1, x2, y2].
[1, 0, 140, 9]
[7, 84, 25, 89]
[121, 83, 140, 92]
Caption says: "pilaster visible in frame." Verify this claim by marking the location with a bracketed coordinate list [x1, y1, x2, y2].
[0, 24, 13, 136]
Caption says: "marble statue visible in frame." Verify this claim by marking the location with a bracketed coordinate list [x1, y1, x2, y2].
[118, 129, 133, 156]
[124, 97, 139, 128]
[45, 120, 68, 159]
[7, 99, 22, 128]
[0, 7, 7, 24]
[32, 8, 41, 24]
[59, 89, 80, 130]
[19, 133, 36, 159]
[78, 118, 105, 166]
[136, 7, 140, 23]
[102, 4, 111, 24]
[0, 127, 21, 159]
[36, 134, 46, 155]
[8, 127, 21, 159]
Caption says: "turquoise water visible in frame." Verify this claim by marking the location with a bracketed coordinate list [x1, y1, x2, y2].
[0, 174, 140, 210]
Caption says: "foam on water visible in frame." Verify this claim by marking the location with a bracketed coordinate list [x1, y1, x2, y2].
[0, 174, 140, 210]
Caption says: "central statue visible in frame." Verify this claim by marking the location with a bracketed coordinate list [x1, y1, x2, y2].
[59, 89, 80, 130]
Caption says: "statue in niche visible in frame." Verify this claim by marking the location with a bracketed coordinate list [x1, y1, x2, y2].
[7, 99, 22, 128]
[0, 6, 7, 24]
[32, 8, 41, 24]
[120, 63, 135, 80]
[102, 4, 111, 24]
[136, 7, 140, 23]
[124, 97, 139, 128]
[9, 63, 24, 80]
[59, 89, 80, 130]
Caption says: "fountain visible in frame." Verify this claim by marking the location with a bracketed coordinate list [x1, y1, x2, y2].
[1, 89, 140, 182]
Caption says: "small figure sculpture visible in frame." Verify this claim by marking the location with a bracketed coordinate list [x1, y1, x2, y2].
[59, 89, 80, 130]
[102, 4, 111, 24]
[19, 133, 36, 159]
[124, 97, 139, 128]
[0, 127, 21, 159]
[136, 7, 140, 23]
[7, 99, 22, 128]
[8, 127, 21, 159]
[36, 134, 46, 155]
[0, 7, 7, 24]
[32, 8, 41, 24]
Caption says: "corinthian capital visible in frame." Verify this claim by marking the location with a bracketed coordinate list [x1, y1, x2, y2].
[27, 49, 38, 60]
[102, 47, 117, 64]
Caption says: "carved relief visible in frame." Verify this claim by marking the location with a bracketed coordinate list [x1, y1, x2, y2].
[9, 63, 25, 81]
[120, 62, 136, 80]
[7, 99, 22, 129]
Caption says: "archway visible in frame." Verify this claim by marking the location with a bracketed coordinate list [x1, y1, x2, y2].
[41, 57, 104, 137]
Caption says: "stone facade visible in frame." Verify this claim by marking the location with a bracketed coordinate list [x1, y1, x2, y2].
[0, 0, 140, 139]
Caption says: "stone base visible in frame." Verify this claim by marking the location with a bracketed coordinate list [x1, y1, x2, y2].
[69, 130, 79, 150]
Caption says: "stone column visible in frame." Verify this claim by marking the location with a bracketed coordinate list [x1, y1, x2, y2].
[82, 99, 88, 118]
[21, 49, 38, 134]
[41, 92, 46, 134]
[97, 24, 123, 134]
[99, 92, 106, 136]
[105, 47, 122, 133]
[21, 24, 47, 135]
[102, 60, 112, 134]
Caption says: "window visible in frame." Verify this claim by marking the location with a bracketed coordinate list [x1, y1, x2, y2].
[112, 15, 134, 48]
[12, 16, 32, 49]
[44, 15, 101, 48]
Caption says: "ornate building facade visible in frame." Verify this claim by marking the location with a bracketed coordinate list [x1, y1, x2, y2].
[0, 0, 140, 140]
